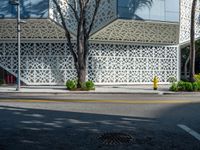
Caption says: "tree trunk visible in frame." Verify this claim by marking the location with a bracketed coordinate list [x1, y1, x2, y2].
[77, 40, 86, 88]
[77, 43, 87, 87]
[189, 0, 197, 82]
[77, 67, 86, 87]
[77, 20, 87, 88]
[184, 55, 190, 80]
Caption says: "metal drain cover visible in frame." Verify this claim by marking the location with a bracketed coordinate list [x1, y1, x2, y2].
[98, 132, 134, 145]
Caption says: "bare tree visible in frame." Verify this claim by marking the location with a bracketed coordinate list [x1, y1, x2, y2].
[189, 0, 197, 82]
[52, 0, 100, 87]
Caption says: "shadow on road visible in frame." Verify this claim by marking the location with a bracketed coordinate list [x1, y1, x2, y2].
[0, 103, 200, 150]
[157, 102, 200, 126]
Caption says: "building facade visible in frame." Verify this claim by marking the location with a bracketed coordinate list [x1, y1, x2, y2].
[0, 0, 199, 85]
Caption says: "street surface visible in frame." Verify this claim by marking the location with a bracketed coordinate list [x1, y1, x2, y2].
[0, 94, 200, 150]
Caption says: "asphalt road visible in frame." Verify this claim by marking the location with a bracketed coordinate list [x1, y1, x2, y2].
[0, 94, 200, 150]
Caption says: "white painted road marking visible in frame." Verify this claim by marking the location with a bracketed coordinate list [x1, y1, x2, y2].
[177, 124, 200, 141]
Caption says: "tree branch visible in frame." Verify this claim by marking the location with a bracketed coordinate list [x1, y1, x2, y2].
[83, 0, 90, 9]
[67, 0, 79, 22]
[87, 0, 101, 35]
[52, 0, 78, 62]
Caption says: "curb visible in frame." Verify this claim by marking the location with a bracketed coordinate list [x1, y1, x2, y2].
[0, 91, 162, 95]
[0, 89, 200, 96]
[0, 91, 200, 96]
[162, 91, 200, 96]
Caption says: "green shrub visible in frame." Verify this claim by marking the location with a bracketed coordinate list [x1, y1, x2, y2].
[193, 82, 199, 91]
[194, 74, 200, 82]
[184, 82, 193, 91]
[82, 80, 95, 90]
[177, 81, 186, 91]
[169, 83, 178, 91]
[66, 80, 77, 90]
[196, 82, 200, 91]
[170, 80, 200, 92]
[86, 81, 95, 90]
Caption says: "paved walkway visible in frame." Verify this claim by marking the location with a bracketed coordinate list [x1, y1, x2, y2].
[0, 84, 171, 94]
[0, 84, 199, 96]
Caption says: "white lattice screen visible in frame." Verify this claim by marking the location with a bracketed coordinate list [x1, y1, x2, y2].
[49, 0, 117, 35]
[90, 20, 179, 45]
[180, 0, 200, 44]
[0, 41, 178, 85]
[0, 20, 70, 40]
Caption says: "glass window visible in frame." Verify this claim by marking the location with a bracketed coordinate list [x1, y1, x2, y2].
[0, 0, 49, 19]
[118, 0, 179, 22]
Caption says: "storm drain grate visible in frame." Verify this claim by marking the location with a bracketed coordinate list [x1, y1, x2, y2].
[98, 132, 134, 145]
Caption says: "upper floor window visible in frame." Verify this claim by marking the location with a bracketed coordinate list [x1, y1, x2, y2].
[118, 0, 179, 22]
[0, 0, 49, 19]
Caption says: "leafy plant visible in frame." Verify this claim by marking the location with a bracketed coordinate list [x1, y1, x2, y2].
[86, 81, 95, 90]
[169, 80, 200, 92]
[184, 82, 193, 91]
[66, 80, 95, 91]
[197, 82, 200, 90]
[66, 80, 77, 90]
[193, 82, 199, 91]
[177, 81, 186, 91]
[169, 83, 178, 91]
[194, 74, 200, 82]
[82, 80, 95, 90]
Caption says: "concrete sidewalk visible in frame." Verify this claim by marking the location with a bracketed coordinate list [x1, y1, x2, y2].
[0, 84, 199, 95]
[0, 84, 172, 95]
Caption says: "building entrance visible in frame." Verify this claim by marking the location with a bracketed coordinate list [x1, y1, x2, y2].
[0, 67, 16, 85]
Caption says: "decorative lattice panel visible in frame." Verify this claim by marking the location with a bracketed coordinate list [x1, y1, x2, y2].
[49, 0, 117, 35]
[90, 19, 179, 45]
[0, 19, 71, 40]
[88, 43, 178, 84]
[0, 42, 77, 84]
[180, 0, 200, 44]
[0, 41, 178, 85]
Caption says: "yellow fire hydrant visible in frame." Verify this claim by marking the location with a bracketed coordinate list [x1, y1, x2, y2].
[153, 76, 159, 90]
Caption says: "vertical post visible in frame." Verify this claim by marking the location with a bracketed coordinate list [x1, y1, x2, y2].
[177, 45, 181, 82]
[16, 2, 21, 91]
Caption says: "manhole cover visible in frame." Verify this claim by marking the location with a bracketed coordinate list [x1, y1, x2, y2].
[98, 132, 134, 145]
